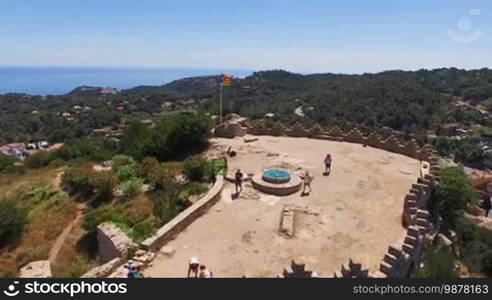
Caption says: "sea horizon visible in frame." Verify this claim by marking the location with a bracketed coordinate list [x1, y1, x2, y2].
[0, 66, 253, 96]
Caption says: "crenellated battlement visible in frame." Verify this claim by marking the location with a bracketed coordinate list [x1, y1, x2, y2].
[228, 118, 440, 278]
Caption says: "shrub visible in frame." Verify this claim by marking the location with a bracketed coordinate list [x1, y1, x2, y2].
[0, 200, 26, 247]
[436, 166, 478, 228]
[62, 164, 117, 203]
[4, 164, 25, 175]
[121, 112, 211, 161]
[62, 164, 96, 198]
[92, 171, 118, 204]
[151, 187, 188, 226]
[183, 155, 209, 182]
[0, 154, 18, 173]
[53, 138, 119, 162]
[413, 245, 459, 278]
[83, 205, 124, 234]
[119, 178, 143, 198]
[116, 164, 136, 182]
[25, 151, 52, 169]
[111, 155, 135, 171]
[49, 158, 66, 168]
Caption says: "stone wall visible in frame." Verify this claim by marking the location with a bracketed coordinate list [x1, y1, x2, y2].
[81, 258, 124, 278]
[97, 222, 137, 264]
[141, 175, 224, 251]
[215, 122, 248, 138]
[244, 120, 440, 278]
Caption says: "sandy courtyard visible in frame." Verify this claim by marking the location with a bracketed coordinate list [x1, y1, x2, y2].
[145, 136, 421, 277]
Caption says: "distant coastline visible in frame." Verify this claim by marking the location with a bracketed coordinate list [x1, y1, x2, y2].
[0, 66, 252, 96]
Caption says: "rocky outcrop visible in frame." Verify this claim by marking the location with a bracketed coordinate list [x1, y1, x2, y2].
[20, 260, 52, 278]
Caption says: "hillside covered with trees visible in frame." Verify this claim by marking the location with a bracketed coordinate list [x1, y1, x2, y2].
[1, 68, 492, 146]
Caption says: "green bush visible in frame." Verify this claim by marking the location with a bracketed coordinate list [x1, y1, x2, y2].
[121, 113, 211, 161]
[119, 178, 144, 198]
[83, 205, 124, 234]
[116, 164, 137, 182]
[413, 245, 459, 278]
[111, 155, 135, 171]
[53, 138, 119, 162]
[455, 217, 492, 276]
[0, 200, 26, 247]
[25, 151, 52, 169]
[0, 154, 18, 173]
[151, 187, 188, 226]
[183, 155, 210, 182]
[49, 158, 66, 168]
[436, 166, 478, 228]
[62, 164, 117, 203]
[4, 164, 25, 175]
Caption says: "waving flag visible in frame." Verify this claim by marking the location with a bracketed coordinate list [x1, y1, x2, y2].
[222, 74, 233, 86]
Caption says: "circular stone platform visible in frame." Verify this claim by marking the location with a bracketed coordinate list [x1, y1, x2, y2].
[262, 169, 291, 184]
[252, 170, 302, 196]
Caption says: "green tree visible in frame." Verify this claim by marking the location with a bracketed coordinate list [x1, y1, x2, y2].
[0, 200, 26, 247]
[183, 155, 210, 182]
[0, 154, 17, 173]
[436, 166, 478, 228]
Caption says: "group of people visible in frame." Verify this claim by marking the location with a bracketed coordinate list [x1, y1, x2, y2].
[232, 153, 333, 198]
[187, 256, 213, 278]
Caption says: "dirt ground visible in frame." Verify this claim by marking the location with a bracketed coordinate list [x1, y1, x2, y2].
[144, 136, 421, 278]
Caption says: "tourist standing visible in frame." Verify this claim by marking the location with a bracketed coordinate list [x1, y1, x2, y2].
[324, 154, 332, 175]
[302, 170, 313, 195]
[235, 169, 244, 196]
[124, 261, 139, 278]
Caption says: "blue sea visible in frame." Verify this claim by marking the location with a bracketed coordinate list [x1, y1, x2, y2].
[0, 66, 252, 95]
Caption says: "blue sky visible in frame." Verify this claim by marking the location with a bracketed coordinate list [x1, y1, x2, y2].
[0, 0, 490, 73]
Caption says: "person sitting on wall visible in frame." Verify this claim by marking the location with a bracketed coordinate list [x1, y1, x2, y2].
[187, 256, 200, 278]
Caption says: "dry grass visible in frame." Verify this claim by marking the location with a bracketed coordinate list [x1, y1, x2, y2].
[0, 167, 63, 198]
[0, 167, 76, 276]
[51, 220, 95, 278]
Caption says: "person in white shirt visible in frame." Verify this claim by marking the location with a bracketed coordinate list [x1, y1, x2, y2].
[301, 170, 313, 195]
[187, 256, 200, 278]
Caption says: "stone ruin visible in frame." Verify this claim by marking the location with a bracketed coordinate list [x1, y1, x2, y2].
[282, 260, 318, 278]
[97, 222, 137, 264]
[334, 259, 370, 278]
[214, 114, 248, 138]
[234, 118, 441, 278]
[279, 205, 320, 238]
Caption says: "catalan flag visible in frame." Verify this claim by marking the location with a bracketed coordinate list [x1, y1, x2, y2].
[222, 74, 233, 86]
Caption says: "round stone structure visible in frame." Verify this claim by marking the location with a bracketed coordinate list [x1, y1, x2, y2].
[262, 169, 291, 184]
[252, 169, 302, 196]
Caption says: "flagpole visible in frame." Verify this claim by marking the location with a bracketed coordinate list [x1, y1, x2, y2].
[219, 83, 223, 124]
